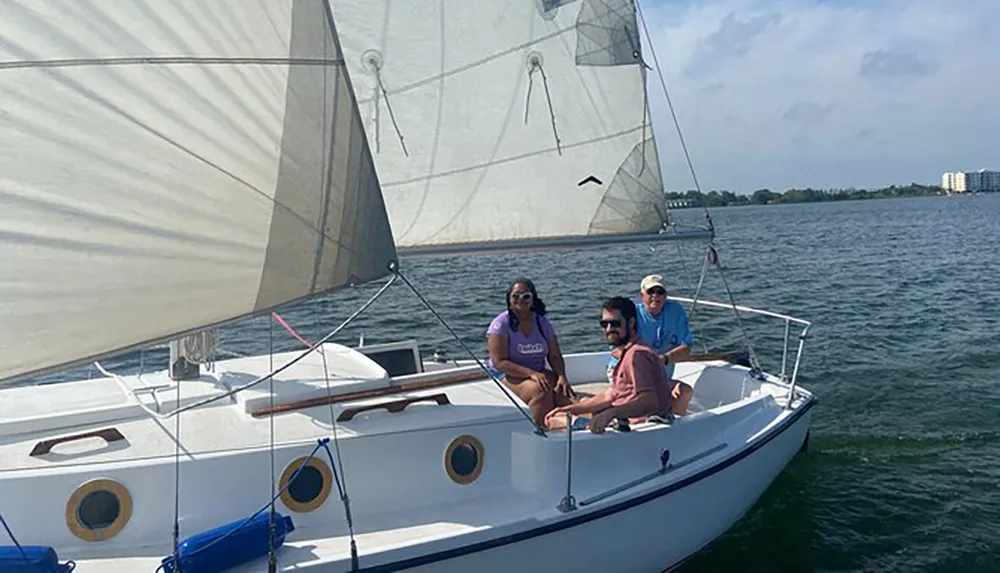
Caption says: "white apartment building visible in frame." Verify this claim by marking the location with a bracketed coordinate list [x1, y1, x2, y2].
[942, 169, 1000, 193]
[942, 171, 966, 192]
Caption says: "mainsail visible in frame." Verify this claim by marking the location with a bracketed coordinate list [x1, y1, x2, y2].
[331, 0, 705, 256]
[0, 0, 396, 383]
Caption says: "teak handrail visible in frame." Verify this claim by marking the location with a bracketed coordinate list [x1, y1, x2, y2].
[30, 427, 126, 457]
[336, 393, 451, 422]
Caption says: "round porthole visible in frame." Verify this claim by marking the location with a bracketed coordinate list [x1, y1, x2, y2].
[279, 456, 333, 513]
[65, 478, 133, 542]
[444, 435, 484, 485]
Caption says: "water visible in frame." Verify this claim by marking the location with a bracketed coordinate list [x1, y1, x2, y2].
[37, 194, 1000, 571]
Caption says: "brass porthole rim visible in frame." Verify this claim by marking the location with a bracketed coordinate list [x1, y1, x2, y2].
[65, 477, 133, 542]
[444, 434, 485, 485]
[279, 455, 333, 513]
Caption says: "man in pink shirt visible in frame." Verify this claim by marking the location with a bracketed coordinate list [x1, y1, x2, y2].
[545, 296, 674, 433]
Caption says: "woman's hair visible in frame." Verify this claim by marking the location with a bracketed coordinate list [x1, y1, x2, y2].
[505, 277, 547, 331]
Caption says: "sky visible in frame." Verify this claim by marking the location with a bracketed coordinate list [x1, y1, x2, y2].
[639, 0, 1000, 193]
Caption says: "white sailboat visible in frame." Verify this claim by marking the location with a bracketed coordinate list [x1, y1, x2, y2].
[0, 1, 815, 572]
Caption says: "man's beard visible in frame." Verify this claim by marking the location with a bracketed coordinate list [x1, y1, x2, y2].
[606, 331, 629, 348]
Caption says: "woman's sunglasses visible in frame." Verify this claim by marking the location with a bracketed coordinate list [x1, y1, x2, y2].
[511, 292, 533, 302]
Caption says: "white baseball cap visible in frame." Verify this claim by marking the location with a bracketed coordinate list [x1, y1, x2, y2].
[640, 274, 666, 292]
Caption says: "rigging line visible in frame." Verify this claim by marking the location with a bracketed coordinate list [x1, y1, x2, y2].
[537, 64, 563, 156]
[319, 350, 359, 570]
[524, 63, 536, 125]
[0, 512, 28, 563]
[634, 0, 714, 233]
[374, 68, 409, 157]
[94, 275, 398, 418]
[267, 315, 278, 573]
[390, 264, 546, 436]
[171, 363, 182, 571]
[686, 244, 714, 355]
[709, 245, 763, 373]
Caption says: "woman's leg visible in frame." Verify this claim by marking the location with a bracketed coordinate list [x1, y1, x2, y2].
[542, 369, 577, 407]
[501, 376, 554, 427]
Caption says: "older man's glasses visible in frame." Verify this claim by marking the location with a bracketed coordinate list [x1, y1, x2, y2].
[599, 319, 622, 329]
[645, 287, 666, 296]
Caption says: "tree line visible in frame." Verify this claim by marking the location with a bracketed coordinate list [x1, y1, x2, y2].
[666, 183, 945, 208]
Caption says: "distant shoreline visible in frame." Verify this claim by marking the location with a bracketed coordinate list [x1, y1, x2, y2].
[665, 183, 951, 208]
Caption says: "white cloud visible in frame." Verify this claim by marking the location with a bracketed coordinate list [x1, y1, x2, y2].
[638, 0, 1000, 192]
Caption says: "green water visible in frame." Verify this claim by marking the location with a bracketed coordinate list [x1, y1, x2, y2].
[51, 194, 1000, 572]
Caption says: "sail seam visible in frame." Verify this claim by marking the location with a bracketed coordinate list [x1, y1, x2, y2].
[0, 56, 343, 71]
[382, 124, 646, 188]
[354, 27, 575, 104]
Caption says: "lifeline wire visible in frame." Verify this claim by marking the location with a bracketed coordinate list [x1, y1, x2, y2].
[95, 274, 398, 419]
[391, 265, 545, 435]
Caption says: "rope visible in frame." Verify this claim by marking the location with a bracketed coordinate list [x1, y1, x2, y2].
[373, 66, 408, 157]
[634, 0, 714, 233]
[171, 369, 182, 571]
[155, 438, 337, 573]
[391, 264, 545, 435]
[0, 512, 27, 562]
[686, 245, 714, 355]
[95, 274, 398, 419]
[710, 246, 764, 374]
[267, 316, 277, 572]
[272, 312, 320, 351]
[538, 65, 562, 156]
[523, 59, 562, 155]
[319, 349, 359, 570]
[634, 1, 766, 370]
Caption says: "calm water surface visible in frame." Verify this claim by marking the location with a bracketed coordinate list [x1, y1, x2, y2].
[44, 194, 1000, 572]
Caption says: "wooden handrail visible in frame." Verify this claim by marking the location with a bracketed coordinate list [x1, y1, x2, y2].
[337, 393, 451, 422]
[30, 427, 125, 457]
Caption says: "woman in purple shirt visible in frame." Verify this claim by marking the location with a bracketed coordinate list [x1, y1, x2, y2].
[486, 278, 575, 426]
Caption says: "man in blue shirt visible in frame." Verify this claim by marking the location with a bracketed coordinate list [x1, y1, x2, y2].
[606, 274, 695, 415]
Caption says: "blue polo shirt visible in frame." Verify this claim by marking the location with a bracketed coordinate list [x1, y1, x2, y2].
[607, 299, 694, 381]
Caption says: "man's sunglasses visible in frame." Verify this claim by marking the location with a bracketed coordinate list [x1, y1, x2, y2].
[645, 287, 666, 296]
[599, 319, 622, 329]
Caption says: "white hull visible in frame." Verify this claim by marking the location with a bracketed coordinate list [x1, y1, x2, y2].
[0, 338, 814, 573]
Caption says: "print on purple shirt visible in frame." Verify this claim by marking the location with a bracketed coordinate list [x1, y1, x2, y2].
[486, 311, 555, 374]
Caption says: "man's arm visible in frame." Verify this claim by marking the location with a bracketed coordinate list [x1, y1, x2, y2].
[589, 351, 661, 432]
[664, 344, 691, 363]
[592, 392, 659, 420]
[550, 391, 613, 417]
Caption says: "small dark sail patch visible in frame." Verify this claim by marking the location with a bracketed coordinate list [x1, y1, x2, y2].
[578, 175, 603, 186]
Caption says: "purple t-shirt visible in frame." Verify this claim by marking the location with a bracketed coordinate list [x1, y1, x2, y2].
[486, 311, 555, 373]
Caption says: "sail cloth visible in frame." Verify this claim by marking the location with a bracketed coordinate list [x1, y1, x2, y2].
[0, 0, 396, 384]
[331, 0, 683, 255]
